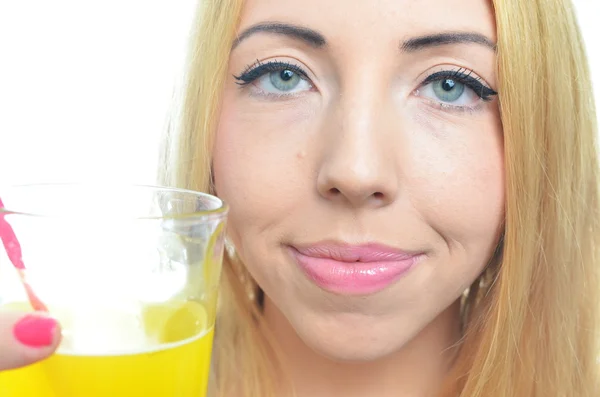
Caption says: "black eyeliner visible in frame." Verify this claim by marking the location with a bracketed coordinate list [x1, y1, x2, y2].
[422, 69, 498, 101]
[233, 61, 309, 86]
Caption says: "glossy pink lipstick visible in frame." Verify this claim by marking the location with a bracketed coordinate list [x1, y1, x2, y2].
[290, 242, 423, 295]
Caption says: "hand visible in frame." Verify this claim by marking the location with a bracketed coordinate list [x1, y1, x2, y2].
[0, 311, 61, 371]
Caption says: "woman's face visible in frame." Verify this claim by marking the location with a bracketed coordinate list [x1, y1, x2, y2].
[214, 0, 503, 361]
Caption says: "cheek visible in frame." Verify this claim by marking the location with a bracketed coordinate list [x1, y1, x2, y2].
[211, 90, 317, 253]
[407, 108, 505, 247]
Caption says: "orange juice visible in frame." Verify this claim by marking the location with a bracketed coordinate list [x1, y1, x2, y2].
[0, 301, 214, 397]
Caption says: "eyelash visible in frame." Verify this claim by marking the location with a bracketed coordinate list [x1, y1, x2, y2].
[421, 68, 497, 102]
[233, 61, 497, 108]
[233, 60, 310, 86]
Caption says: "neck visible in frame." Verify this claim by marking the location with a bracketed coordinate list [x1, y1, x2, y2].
[263, 298, 462, 397]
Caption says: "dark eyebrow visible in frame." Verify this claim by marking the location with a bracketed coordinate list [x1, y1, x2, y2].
[232, 22, 326, 50]
[401, 32, 496, 52]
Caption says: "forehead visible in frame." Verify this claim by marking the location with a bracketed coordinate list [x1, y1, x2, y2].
[238, 0, 497, 44]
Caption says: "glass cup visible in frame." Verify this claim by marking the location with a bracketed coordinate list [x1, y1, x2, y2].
[0, 183, 228, 397]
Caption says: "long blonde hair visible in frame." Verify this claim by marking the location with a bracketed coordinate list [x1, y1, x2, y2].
[161, 0, 600, 396]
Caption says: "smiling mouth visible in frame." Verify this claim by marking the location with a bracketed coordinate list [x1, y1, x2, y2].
[289, 241, 424, 295]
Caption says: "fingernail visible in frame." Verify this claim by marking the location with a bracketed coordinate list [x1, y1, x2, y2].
[13, 315, 58, 348]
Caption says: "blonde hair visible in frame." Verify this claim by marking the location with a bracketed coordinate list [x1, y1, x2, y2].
[161, 0, 600, 396]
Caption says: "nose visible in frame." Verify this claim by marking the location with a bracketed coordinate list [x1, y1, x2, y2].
[316, 91, 399, 209]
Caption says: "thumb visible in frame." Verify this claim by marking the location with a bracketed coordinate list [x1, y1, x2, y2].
[0, 311, 61, 371]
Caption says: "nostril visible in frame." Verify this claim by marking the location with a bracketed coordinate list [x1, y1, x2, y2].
[373, 192, 384, 200]
[329, 188, 341, 195]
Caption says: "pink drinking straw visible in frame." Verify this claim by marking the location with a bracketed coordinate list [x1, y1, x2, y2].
[0, 197, 48, 312]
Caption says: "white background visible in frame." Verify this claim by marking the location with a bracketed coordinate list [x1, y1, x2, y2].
[0, 1, 598, 186]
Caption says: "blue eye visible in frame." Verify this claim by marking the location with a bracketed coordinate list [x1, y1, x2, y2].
[234, 61, 313, 95]
[416, 69, 497, 109]
[432, 79, 465, 103]
[269, 69, 302, 92]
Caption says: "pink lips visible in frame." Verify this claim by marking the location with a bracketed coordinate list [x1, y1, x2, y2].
[290, 242, 423, 295]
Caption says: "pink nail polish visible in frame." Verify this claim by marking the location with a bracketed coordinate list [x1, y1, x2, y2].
[13, 315, 57, 348]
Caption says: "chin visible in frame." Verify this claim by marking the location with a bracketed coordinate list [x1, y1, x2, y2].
[290, 311, 418, 363]
[311, 340, 400, 363]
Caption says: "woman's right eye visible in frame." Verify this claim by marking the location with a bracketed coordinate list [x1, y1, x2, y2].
[234, 62, 313, 96]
